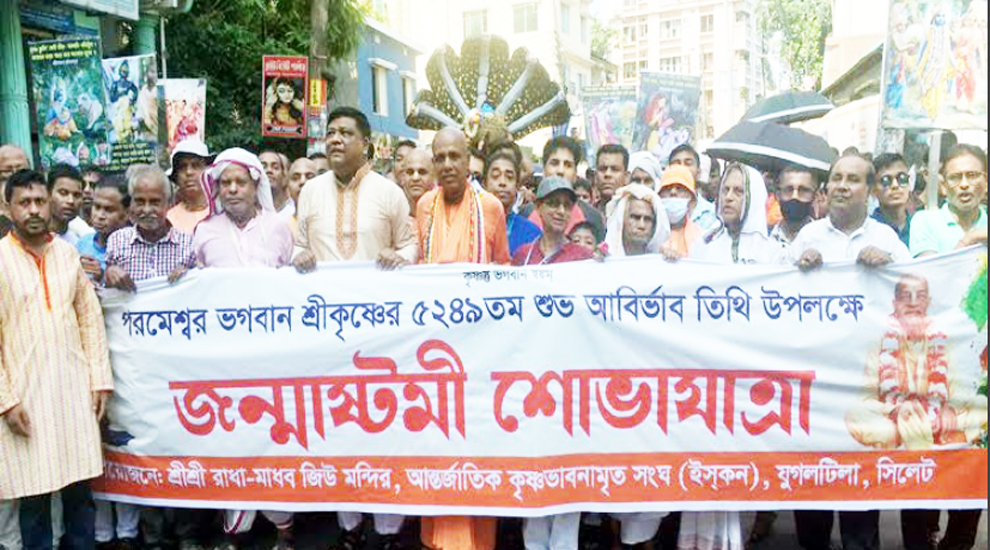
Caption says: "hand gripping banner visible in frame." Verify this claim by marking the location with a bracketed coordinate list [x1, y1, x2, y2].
[93, 250, 989, 515]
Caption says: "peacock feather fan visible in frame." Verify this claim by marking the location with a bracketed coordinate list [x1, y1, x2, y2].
[407, 35, 571, 146]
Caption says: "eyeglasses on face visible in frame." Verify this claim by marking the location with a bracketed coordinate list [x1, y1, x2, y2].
[880, 173, 910, 189]
[945, 171, 986, 187]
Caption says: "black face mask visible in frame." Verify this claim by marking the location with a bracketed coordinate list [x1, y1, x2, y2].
[780, 199, 814, 222]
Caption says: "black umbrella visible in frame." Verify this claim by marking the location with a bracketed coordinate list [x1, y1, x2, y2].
[743, 91, 834, 125]
[707, 121, 837, 174]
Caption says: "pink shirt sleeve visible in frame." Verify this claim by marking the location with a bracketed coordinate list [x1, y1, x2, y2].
[272, 215, 295, 268]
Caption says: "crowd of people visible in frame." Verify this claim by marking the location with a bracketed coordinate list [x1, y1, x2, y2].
[0, 104, 987, 550]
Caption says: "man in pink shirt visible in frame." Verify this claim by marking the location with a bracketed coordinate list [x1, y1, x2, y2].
[187, 148, 294, 550]
[191, 148, 293, 269]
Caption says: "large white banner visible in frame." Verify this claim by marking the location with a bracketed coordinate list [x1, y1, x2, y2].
[95, 250, 989, 515]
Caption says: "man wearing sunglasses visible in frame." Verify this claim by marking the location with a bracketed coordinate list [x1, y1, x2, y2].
[871, 153, 914, 247]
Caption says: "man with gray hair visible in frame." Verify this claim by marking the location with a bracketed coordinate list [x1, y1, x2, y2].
[103, 165, 202, 550]
[105, 165, 194, 291]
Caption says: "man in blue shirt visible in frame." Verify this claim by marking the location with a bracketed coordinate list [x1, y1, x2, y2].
[77, 177, 129, 282]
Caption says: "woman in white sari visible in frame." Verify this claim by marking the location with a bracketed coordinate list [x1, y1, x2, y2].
[689, 162, 778, 265]
[677, 163, 778, 550]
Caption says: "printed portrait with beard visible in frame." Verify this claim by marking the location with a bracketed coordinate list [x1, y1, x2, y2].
[846, 274, 988, 450]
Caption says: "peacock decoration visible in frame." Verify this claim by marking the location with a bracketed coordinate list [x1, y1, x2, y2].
[406, 35, 571, 147]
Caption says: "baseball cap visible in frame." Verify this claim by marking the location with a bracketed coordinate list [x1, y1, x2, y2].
[166, 139, 215, 177]
[658, 165, 696, 195]
[536, 176, 577, 201]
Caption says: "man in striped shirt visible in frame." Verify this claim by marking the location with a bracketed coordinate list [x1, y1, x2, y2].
[0, 169, 113, 550]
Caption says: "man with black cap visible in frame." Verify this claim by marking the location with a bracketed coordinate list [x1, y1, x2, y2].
[166, 139, 214, 234]
[513, 176, 593, 265]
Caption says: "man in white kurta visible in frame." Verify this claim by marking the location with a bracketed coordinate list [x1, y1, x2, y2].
[0, 169, 113, 550]
[294, 111, 416, 268]
[292, 107, 413, 545]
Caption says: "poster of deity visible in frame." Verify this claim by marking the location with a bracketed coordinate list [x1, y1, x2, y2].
[882, 0, 988, 130]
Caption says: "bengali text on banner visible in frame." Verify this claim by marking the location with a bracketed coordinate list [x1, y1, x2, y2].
[93, 250, 990, 515]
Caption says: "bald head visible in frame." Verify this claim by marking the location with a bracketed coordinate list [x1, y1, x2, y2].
[432, 128, 469, 203]
[0, 146, 30, 206]
[434, 128, 467, 151]
[404, 148, 433, 174]
[288, 157, 318, 204]
[401, 148, 435, 205]
[0, 146, 29, 176]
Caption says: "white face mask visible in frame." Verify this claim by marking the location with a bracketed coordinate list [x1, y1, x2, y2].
[664, 197, 691, 224]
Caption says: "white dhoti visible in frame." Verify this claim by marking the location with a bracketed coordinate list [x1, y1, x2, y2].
[677, 511, 742, 550]
[337, 512, 405, 535]
[523, 513, 581, 550]
[95, 501, 140, 542]
[223, 510, 294, 534]
[613, 513, 666, 545]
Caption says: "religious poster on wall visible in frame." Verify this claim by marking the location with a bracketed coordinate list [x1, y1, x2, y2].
[581, 86, 637, 163]
[27, 38, 110, 170]
[262, 56, 308, 138]
[102, 54, 164, 172]
[160, 78, 207, 153]
[882, 0, 988, 130]
[632, 72, 702, 165]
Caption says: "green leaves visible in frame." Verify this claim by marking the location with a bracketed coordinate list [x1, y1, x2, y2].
[591, 19, 617, 60]
[758, 0, 831, 89]
[165, 0, 364, 153]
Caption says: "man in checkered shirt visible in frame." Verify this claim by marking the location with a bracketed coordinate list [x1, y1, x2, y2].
[105, 165, 194, 291]
[103, 165, 204, 550]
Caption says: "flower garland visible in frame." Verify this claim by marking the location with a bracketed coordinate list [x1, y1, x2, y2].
[878, 318, 950, 443]
[423, 182, 486, 264]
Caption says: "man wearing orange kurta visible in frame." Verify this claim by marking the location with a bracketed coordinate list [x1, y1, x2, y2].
[0, 169, 113, 550]
[414, 129, 507, 550]
[415, 128, 509, 266]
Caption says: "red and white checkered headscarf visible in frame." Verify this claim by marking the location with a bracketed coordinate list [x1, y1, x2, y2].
[201, 148, 275, 216]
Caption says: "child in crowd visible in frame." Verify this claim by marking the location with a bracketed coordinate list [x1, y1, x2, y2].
[568, 221, 599, 254]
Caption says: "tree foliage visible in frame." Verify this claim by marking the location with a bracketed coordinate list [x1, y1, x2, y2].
[758, 0, 832, 90]
[590, 18, 617, 60]
[164, 0, 366, 155]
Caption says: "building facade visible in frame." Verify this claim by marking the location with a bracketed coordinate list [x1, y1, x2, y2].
[382, 0, 595, 92]
[821, 0, 888, 90]
[611, 0, 764, 142]
[331, 17, 422, 163]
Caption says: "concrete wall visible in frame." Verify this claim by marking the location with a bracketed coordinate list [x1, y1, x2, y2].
[332, 23, 420, 140]
[821, 0, 888, 90]
[357, 26, 419, 139]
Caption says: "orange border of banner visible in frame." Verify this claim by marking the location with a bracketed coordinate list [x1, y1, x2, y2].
[95, 450, 988, 511]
